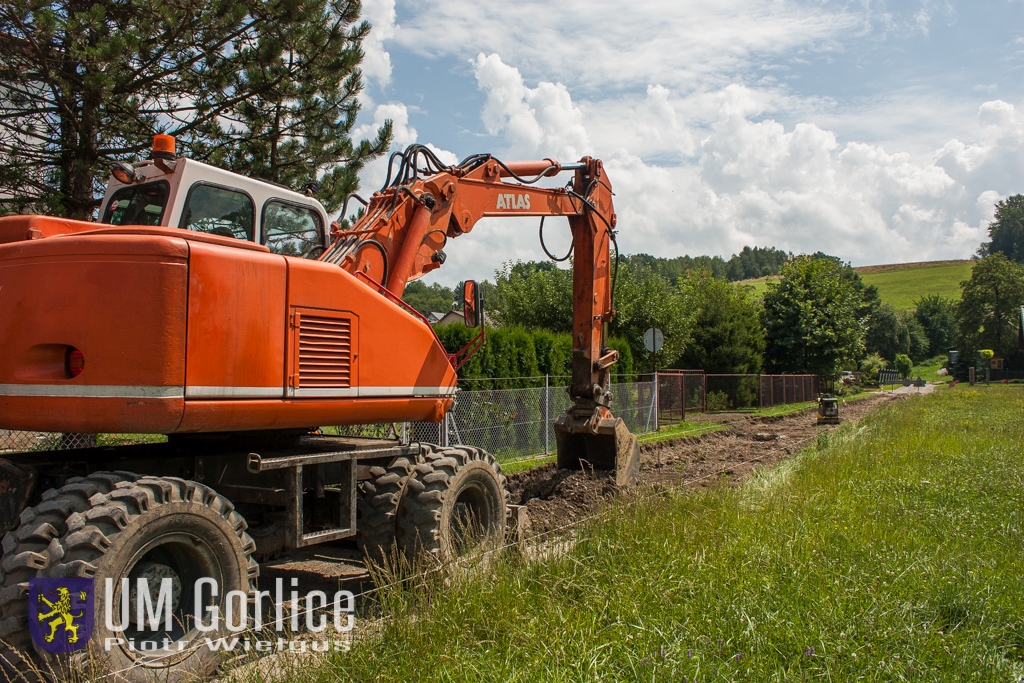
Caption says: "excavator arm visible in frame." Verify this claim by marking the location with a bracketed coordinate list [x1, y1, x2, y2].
[321, 146, 640, 484]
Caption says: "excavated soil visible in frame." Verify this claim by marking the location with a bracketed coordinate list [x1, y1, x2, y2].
[507, 392, 901, 535]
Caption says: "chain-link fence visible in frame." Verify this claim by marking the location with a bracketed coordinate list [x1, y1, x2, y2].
[758, 374, 820, 407]
[417, 378, 656, 462]
[656, 371, 706, 425]
[705, 374, 760, 411]
[0, 430, 135, 453]
[0, 378, 657, 465]
[656, 372, 822, 424]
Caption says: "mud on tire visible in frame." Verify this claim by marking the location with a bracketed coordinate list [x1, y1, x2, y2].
[356, 454, 417, 567]
[40, 477, 258, 683]
[0, 472, 138, 682]
[397, 446, 508, 561]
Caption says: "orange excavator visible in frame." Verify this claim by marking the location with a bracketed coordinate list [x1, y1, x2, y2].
[0, 139, 638, 682]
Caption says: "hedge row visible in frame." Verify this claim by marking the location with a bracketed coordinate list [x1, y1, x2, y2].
[434, 324, 634, 389]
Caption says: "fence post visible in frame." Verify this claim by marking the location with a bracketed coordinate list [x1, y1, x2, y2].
[679, 374, 685, 422]
[653, 372, 659, 431]
[441, 412, 449, 447]
[544, 374, 550, 455]
[401, 422, 408, 445]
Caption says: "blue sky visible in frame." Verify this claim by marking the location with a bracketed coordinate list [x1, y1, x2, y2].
[350, 1, 1024, 286]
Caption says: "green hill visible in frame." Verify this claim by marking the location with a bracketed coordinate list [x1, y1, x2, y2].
[855, 260, 972, 309]
[737, 259, 972, 310]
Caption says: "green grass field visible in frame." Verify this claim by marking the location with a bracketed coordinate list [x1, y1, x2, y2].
[857, 260, 972, 310]
[738, 260, 973, 310]
[301, 387, 1023, 682]
[912, 357, 954, 383]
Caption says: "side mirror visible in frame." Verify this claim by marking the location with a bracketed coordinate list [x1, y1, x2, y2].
[463, 280, 483, 328]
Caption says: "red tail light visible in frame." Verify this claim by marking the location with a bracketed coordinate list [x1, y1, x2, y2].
[65, 348, 85, 378]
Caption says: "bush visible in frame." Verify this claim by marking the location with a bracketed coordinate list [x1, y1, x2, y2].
[706, 390, 730, 411]
[435, 324, 633, 386]
[836, 382, 862, 397]
[894, 353, 913, 378]
[860, 352, 888, 383]
[532, 329, 572, 377]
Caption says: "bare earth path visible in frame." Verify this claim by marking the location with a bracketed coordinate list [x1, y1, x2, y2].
[508, 391, 911, 534]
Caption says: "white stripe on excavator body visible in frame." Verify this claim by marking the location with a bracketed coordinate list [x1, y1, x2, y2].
[0, 384, 455, 399]
[0, 384, 184, 398]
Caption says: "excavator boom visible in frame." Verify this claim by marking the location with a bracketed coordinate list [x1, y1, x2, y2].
[324, 146, 640, 483]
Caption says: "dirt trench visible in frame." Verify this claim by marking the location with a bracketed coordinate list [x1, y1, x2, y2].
[507, 392, 900, 535]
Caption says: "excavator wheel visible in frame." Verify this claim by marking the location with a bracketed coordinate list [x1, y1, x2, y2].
[38, 477, 258, 683]
[397, 446, 509, 562]
[0, 471, 138, 683]
[355, 454, 418, 567]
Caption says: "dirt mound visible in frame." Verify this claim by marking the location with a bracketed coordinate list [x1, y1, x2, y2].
[507, 393, 896, 534]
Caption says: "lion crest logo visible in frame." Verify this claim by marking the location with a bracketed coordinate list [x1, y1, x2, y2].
[28, 578, 94, 653]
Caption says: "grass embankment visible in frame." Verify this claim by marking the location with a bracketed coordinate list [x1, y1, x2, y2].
[638, 420, 728, 444]
[319, 386, 1024, 682]
[501, 454, 556, 475]
[740, 260, 971, 310]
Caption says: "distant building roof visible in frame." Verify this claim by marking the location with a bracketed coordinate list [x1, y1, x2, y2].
[430, 309, 497, 327]
[434, 310, 465, 327]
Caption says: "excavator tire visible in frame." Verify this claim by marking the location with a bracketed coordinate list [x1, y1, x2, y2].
[38, 477, 258, 683]
[356, 454, 417, 567]
[397, 446, 509, 561]
[0, 471, 138, 683]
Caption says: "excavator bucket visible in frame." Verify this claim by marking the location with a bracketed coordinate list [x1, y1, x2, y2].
[555, 417, 640, 487]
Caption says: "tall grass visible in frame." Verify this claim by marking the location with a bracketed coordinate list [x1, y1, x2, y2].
[293, 387, 1023, 682]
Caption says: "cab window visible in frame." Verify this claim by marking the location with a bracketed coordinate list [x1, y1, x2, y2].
[179, 184, 254, 240]
[262, 201, 324, 257]
[102, 181, 169, 226]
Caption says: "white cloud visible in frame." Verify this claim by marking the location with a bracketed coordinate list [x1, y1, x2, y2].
[360, 0, 397, 86]
[425, 59, 1024, 284]
[473, 53, 591, 161]
[351, 2, 1024, 285]
[395, 1, 857, 94]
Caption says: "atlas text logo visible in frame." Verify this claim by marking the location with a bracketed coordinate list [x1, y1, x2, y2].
[496, 193, 531, 210]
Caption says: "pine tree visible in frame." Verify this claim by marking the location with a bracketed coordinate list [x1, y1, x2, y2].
[0, 0, 389, 219]
[201, 0, 390, 212]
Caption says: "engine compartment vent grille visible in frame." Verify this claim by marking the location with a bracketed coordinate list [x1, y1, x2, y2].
[298, 316, 351, 387]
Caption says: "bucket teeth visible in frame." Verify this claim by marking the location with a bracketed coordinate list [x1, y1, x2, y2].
[614, 419, 640, 487]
